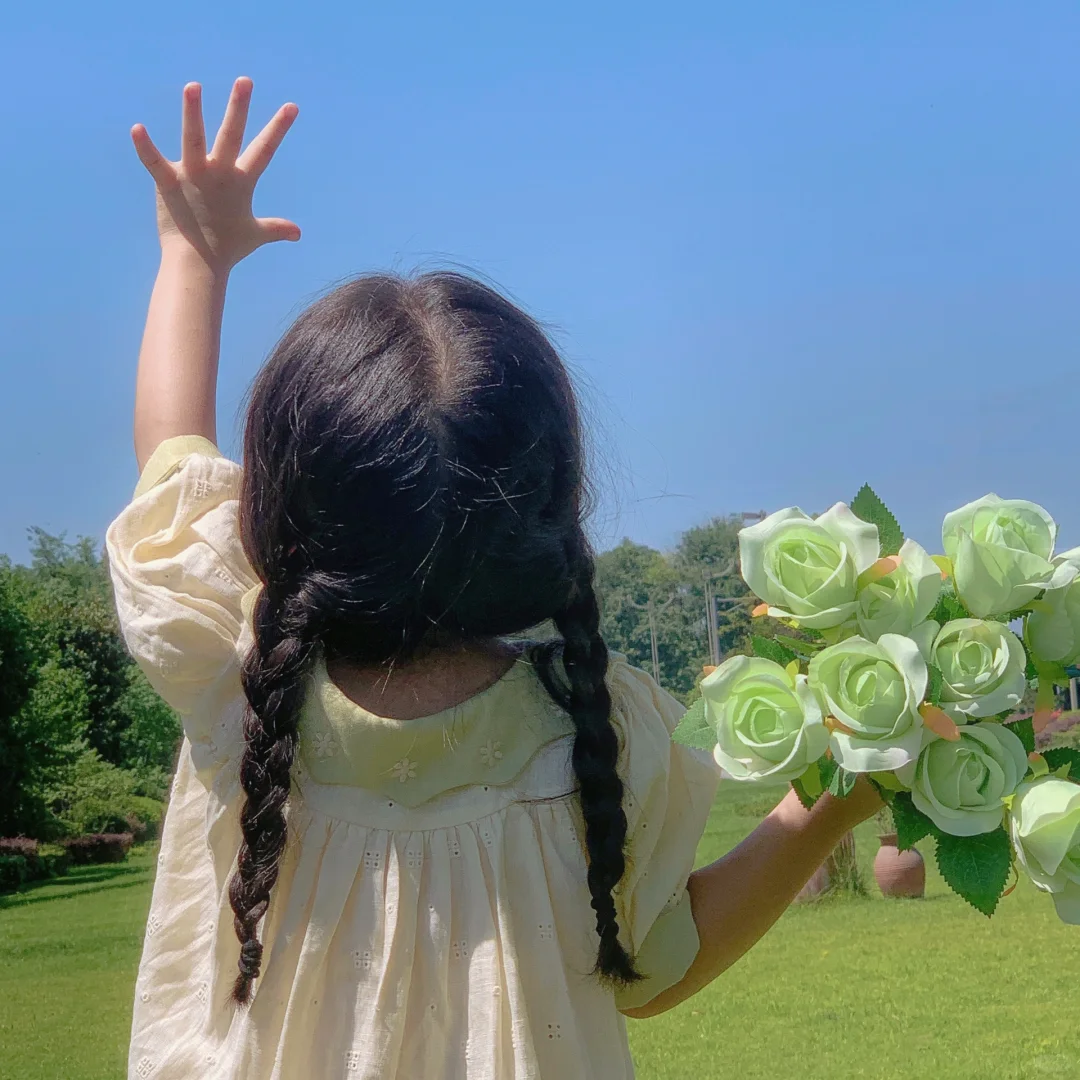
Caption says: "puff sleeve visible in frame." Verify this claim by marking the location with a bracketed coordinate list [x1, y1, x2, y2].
[606, 657, 721, 1010]
[106, 437, 259, 776]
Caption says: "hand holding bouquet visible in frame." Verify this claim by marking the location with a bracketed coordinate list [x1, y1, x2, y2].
[675, 487, 1080, 919]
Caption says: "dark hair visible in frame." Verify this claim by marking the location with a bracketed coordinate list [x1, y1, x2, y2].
[228, 272, 639, 1004]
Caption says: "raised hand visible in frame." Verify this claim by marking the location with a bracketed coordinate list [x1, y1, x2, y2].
[132, 78, 300, 271]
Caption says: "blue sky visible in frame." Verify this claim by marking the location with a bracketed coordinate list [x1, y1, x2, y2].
[2, 2, 1078, 564]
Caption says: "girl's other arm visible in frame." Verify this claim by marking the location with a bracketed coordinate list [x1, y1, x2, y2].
[131, 79, 300, 470]
[623, 779, 882, 1019]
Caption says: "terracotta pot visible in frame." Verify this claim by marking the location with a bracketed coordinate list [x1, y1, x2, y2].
[873, 832, 925, 898]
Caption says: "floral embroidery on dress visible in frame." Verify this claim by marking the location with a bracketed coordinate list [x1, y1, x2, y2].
[546, 1023, 563, 1041]
[135, 1058, 156, 1078]
[312, 731, 338, 759]
[192, 477, 212, 499]
[538, 922, 554, 941]
[353, 949, 374, 971]
[451, 939, 469, 960]
[391, 757, 418, 783]
[479, 739, 503, 768]
[346, 1050, 362, 1071]
[145, 913, 162, 937]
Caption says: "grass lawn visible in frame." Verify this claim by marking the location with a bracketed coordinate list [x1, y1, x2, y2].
[1, 788, 1078, 1079]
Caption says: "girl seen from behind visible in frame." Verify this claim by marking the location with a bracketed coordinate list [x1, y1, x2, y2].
[108, 79, 881, 1079]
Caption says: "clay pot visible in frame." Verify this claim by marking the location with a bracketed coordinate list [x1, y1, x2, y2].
[873, 832, 925, 898]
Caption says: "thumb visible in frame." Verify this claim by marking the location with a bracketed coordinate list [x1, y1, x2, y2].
[257, 217, 302, 244]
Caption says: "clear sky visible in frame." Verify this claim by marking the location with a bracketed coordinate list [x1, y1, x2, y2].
[2, 1, 1078, 564]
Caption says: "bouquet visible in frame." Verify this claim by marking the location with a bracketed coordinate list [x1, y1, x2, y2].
[674, 487, 1080, 921]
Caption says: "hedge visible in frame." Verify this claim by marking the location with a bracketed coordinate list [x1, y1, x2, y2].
[0, 838, 73, 892]
[61, 833, 134, 866]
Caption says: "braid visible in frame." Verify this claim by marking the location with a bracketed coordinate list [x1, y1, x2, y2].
[533, 537, 641, 986]
[228, 585, 316, 1005]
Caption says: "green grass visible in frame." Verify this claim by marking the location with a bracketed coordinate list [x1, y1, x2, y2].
[630, 783, 1080, 1080]
[1, 793, 1078, 1079]
[0, 849, 156, 1080]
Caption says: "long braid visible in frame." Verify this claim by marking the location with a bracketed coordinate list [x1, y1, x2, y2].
[533, 537, 641, 985]
[228, 585, 316, 1005]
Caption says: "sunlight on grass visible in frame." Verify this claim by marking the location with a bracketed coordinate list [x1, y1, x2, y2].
[2, 794, 1078, 1079]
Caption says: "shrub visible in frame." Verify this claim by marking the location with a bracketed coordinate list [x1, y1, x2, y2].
[61, 832, 133, 866]
[0, 837, 39, 858]
[0, 853, 28, 892]
[37, 844, 70, 879]
[49, 751, 137, 836]
[125, 795, 166, 843]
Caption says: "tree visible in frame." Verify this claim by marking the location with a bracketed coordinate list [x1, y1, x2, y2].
[0, 530, 183, 837]
[11, 530, 143, 767]
[0, 568, 38, 835]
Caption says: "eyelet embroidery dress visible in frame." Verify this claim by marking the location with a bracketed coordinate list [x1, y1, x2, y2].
[106, 437, 720, 1080]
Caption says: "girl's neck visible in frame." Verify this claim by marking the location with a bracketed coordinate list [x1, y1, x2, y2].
[325, 639, 522, 721]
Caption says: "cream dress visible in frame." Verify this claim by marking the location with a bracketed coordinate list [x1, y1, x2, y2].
[106, 437, 720, 1080]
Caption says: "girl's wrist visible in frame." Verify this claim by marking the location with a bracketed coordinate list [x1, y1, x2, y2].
[771, 784, 880, 843]
[158, 235, 234, 282]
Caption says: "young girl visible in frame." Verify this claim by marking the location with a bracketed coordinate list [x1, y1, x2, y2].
[108, 79, 881, 1080]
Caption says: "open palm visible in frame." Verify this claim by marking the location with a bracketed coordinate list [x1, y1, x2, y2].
[132, 78, 299, 270]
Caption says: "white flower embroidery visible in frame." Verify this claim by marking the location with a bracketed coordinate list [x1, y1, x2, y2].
[479, 740, 503, 768]
[312, 732, 338, 759]
[391, 758, 418, 783]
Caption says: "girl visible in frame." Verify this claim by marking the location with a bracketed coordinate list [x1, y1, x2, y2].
[108, 79, 881, 1080]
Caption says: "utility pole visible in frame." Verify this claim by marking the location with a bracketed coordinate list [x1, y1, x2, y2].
[629, 595, 675, 684]
[701, 512, 767, 666]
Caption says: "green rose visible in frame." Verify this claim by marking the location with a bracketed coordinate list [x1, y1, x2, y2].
[942, 494, 1074, 618]
[1027, 547, 1080, 667]
[740, 504, 880, 630]
[930, 618, 1026, 720]
[897, 722, 1028, 836]
[700, 656, 828, 783]
[808, 634, 926, 773]
[854, 538, 942, 649]
[1010, 775, 1080, 924]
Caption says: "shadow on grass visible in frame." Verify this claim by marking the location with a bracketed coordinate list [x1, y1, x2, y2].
[0, 862, 152, 911]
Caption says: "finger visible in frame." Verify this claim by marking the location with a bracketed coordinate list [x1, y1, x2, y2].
[211, 76, 253, 163]
[237, 103, 299, 179]
[256, 217, 302, 244]
[131, 125, 179, 189]
[181, 82, 207, 167]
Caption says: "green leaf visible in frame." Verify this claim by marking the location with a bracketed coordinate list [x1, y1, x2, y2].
[891, 792, 934, 851]
[1007, 716, 1036, 756]
[827, 765, 857, 798]
[672, 698, 715, 751]
[850, 484, 904, 557]
[772, 634, 823, 657]
[926, 664, 944, 707]
[930, 585, 967, 626]
[1042, 748, 1080, 779]
[791, 776, 817, 811]
[751, 635, 798, 666]
[818, 755, 838, 793]
[1025, 655, 1038, 682]
[934, 827, 1012, 917]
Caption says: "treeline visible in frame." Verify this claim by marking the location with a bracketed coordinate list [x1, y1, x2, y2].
[594, 515, 765, 700]
[0, 531, 180, 841]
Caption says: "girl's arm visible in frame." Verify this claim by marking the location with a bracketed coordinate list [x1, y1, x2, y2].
[623, 779, 882, 1019]
[131, 79, 300, 470]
